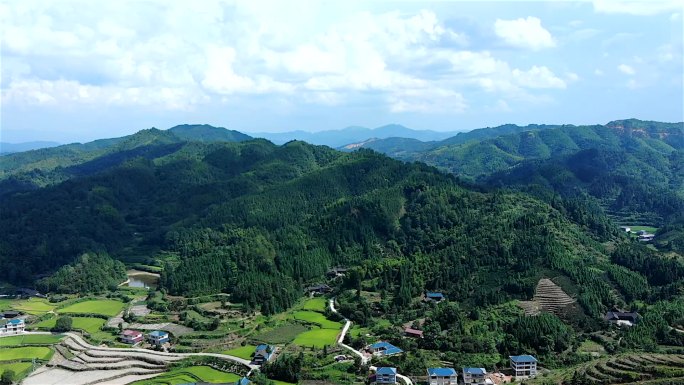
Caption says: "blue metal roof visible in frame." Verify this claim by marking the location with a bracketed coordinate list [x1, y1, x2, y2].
[426, 292, 444, 298]
[370, 341, 392, 349]
[255, 344, 269, 351]
[510, 354, 538, 363]
[382, 346, 403, 355]
[463, 367, 486, 375]
[376, 367, 397, 375]
[8, 319, 23, 325]
[428, 368, 457, 376]
[236, 377, 252, 385]
[149, 330, 167, 337]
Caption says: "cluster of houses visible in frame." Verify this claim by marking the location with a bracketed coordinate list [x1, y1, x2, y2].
[0, 311, 25, 335]
[620, 226, 655, 242]
[120, 329, 170, 347]
[605, 310, 640, 327]
[371, 355, 538, 384]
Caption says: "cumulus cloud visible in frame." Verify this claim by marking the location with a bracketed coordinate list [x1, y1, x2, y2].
[494, 17, 556, 50]
[0, 1, 571, 115]
[618, 64, 636, 75]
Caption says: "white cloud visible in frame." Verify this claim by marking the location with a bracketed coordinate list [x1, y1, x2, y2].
[494, 17, 556, 50]
[594, 69, 604, 76]
[593, 0, 684, 16]
[618, 64, 636, 75]
[0, 1, 571, 115]
[512, 66, 567, 89]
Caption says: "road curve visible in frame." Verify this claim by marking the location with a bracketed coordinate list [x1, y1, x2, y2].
[328, 298, 369, 364]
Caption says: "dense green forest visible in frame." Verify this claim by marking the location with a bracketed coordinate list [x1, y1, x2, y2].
[1, 121, 683, 377]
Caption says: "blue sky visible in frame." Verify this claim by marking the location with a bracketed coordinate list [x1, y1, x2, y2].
[1, 0, 682, 143]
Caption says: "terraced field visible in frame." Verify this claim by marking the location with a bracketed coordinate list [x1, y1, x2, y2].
[566, 353, 684, 384]
[58, 299, 124, 317]
[292, 311, 343, 329]
[0, 334, 63, 346]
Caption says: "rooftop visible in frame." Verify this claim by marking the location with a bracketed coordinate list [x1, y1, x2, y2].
[149, 330, 168, 337]
[426, 292, 444, 298]
[122, 330, 142, 336]
[376, 367, 397, 375]
[428, 368, 457, 376]
[510, 354, 538, 363]
[463, 367, 486, 375]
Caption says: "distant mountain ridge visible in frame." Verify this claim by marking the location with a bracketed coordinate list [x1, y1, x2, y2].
[0, 141, 60, 154]
[250, 124, 459, 147]
[0, 124, 252, 195]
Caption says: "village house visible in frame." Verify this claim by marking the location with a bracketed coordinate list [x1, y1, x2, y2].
[404, 327, 424, 338]
[0, 311, 20, 319]
[375, 367, 397, 384]
[638, 234, 655, 242]
[605, 311, 640, 327]
[234, 377, 251, 385]
[253, 344, 275, 365]
[305, 284, 332, 296]
[619, 226, 631, 232]
[427, 367, 458, 385]
[0, 318, 25, 335]
[120, 330, 144, 344]
[424, 292, 445, 302]
[147, 330, 170, 346]
[510, 355, 538, 380]
[462, 367, 489, 385]
[368, 341, 403, 356]
[326, 267, 348, 278]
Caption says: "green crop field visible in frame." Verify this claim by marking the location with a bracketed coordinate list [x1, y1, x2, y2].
[292, 327, 339, 348]
[0, 334, 63, 347]
[58, 299, 124, 317]
[0, 346, 53, 361]
[9, 298, 56, 315]
[35, 316, 105, 334]
[0, 362, 33, 381]
[130, 365, 240, 385]
[302, 297, 327, 312]
[222, 345, 256, 360]
[253, 323, 309, 344]
[292, 311, 342, 329]
[626, 225, 658, 233]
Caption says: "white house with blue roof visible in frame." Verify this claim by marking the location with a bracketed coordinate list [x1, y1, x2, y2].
[374, 367, 397, 384]
[427, 367, 458, 385]
[510, 354, 538, 379]
[0, 318, 25, 335]
[368, 341, 403, 356]
[147, 330, 169, 346]
[462, 367, 489, 384]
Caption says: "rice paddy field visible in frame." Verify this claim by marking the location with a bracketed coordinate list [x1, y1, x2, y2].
[129, 365, 240, 385]
[221, 344, 256, 360]
[291, 311, 342, 330]
[0, 334, 63, 347]
[57, 299, 124, 317]
[1, 298, 57, 315]
[0, 346, 53, 361]
[0, 362, 33, 382]
[292, 327, 340, 348]
[302, 297, 327, 312]
[253, 323, 309, 345]
[34, 316, 106, 334]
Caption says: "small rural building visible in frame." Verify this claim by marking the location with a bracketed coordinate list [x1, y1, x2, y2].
[147, 330, 170, 346]
[0, 318, 25, 335]
[605, 311, 640, 327]
[16, 288, 47, 298]
[326, 267, 348, 278]
[253, 344, 275, 365]
[305, 284, 332, 295]
[510, 355, 538, 380]
[375, 367, 397, 384]
[0, 311, 20, 319]
[404, 327, 424, 338]
[619, 226, 631, 232]
[462, 367, 489, 384]
[638, 234, 655, 242]
[424, 292, 445, 302]
[427, 367, 458, 385]
[234, 377, 251, 385]
[120, 330, 144, 344]
[369, 341, 403, 356]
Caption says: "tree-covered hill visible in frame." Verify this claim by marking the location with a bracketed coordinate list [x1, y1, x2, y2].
[0, 124, 252, 194]
[2, 137, 680, 322]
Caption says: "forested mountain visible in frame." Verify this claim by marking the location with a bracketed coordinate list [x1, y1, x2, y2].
[2, 134, 680, 322]
[252, 124, 457, 147]
[0, 124, 252, 195]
